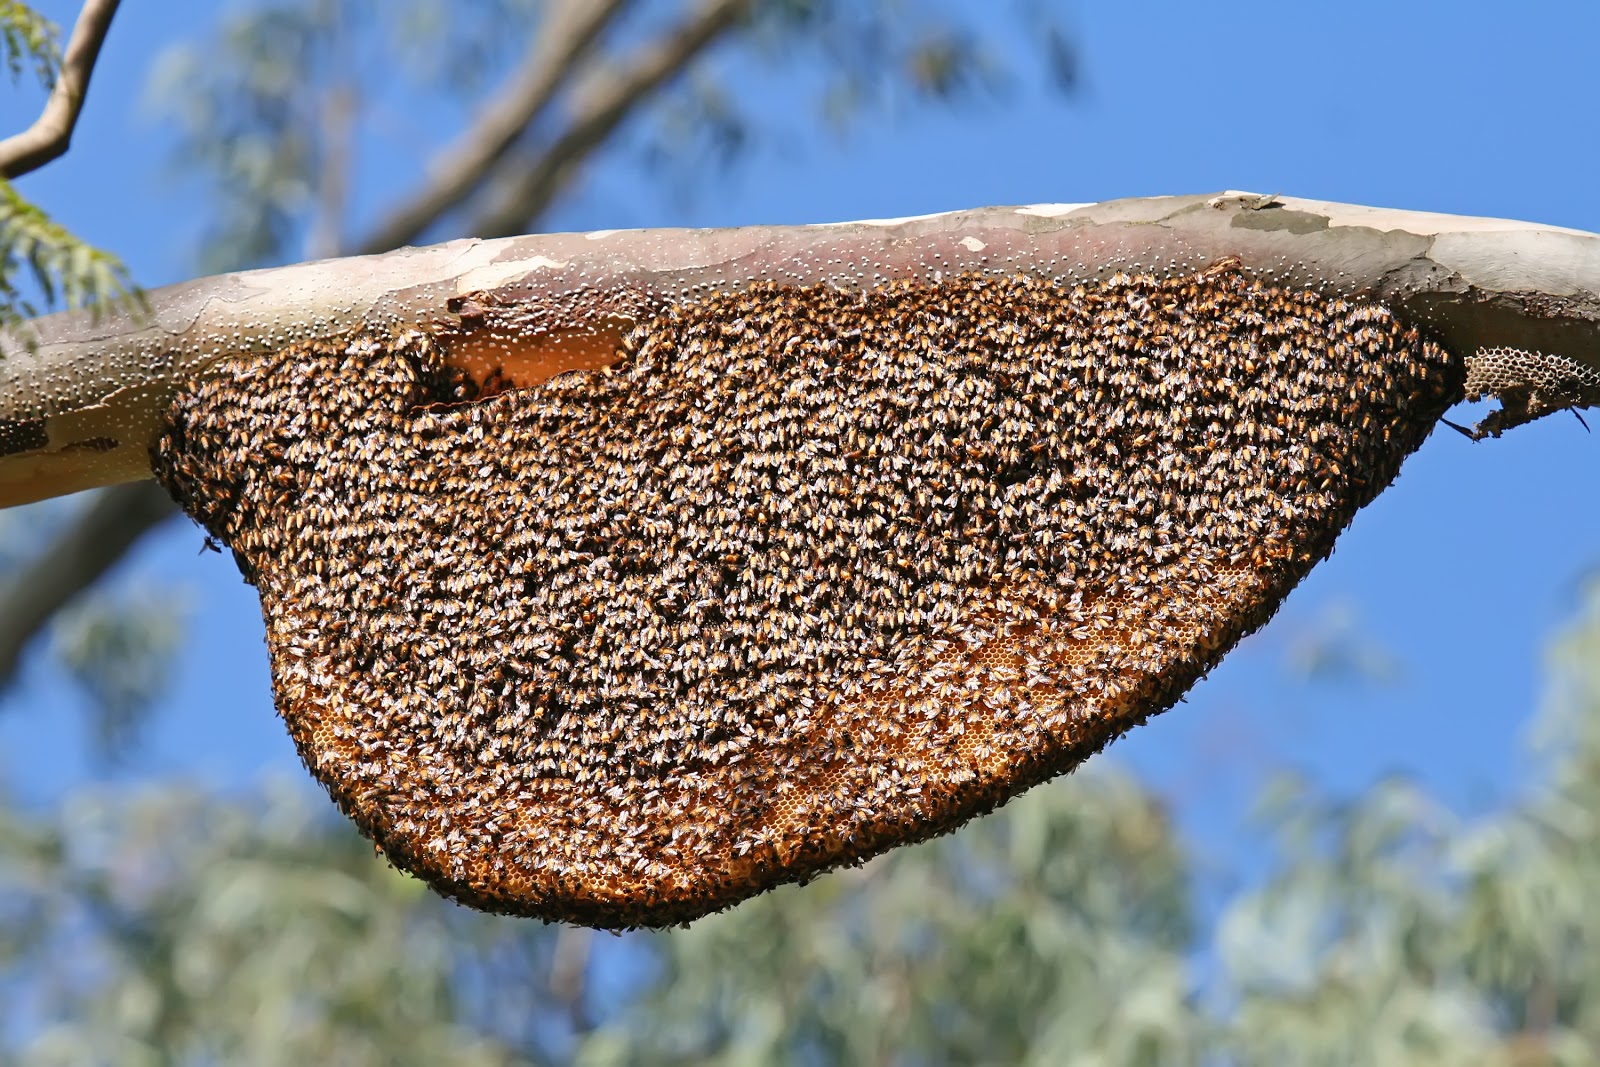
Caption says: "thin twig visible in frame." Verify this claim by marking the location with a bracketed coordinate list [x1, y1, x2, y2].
[0, 0, 123, 179]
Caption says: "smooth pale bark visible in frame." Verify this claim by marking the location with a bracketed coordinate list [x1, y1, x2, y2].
[3, 190, 1599, 509]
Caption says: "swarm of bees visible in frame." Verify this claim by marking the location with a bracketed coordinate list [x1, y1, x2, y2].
[151, 264, 1462, 929]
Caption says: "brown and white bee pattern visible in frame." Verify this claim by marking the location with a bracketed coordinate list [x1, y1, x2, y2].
[151, 265, 1462, 929]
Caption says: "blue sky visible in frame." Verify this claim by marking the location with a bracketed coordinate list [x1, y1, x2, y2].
[2, 0, 1598, 903]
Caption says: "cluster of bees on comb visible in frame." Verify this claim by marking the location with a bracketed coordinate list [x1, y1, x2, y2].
[151, 262, 1463, 929]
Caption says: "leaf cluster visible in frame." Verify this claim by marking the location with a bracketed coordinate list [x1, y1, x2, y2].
[0, 0, 59, 88]
[0, 178, 135, 329]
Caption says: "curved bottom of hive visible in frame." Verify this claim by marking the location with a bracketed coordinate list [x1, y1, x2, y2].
[271, 565, 1274, 929]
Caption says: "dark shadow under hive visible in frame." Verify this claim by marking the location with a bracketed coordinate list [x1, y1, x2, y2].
[152, 266, 1462, 928]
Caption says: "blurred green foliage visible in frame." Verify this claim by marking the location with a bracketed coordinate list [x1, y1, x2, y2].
[5, 589, 1600, 1063]
[0, 178, 133, 326]
[48, 580, 187, 762]
[0, 1, 59, 91]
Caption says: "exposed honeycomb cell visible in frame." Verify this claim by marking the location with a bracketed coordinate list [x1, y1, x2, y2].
[1463, 345, 1600, 437]
[150, 266, 1463, 928]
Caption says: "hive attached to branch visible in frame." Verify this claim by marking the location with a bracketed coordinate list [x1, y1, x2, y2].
[152, 263, 1461, 928]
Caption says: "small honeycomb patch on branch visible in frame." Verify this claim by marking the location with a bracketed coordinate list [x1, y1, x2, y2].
[1463, 345, 1600, 437]
[152, 266, 1462, 929]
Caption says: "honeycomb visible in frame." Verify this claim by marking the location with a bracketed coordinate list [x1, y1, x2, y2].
[1463, 345, 1600, 437]
[151, 266, 1463, 928]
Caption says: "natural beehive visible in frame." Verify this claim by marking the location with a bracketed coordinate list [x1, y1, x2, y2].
[151, 263, 1462, 928]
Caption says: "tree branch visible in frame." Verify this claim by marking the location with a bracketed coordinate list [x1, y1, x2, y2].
[3, 193, 1600, 701]
[7, 193, 1600, 503]
[466, 0, 750, 240]
[353, 0, 634, 257]
[0, 479, 175, 692]
[0, 0, 122, 179]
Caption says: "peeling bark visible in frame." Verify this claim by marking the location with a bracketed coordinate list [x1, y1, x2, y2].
[3, 190, 1598, 509]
